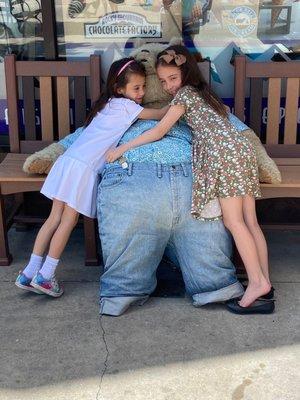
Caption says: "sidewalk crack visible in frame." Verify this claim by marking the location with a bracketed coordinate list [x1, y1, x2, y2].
[96, 315, 109, 400]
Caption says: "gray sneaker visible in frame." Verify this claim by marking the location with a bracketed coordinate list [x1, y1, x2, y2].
[15, 272, 44, 294]
[31, 273, 64, 298]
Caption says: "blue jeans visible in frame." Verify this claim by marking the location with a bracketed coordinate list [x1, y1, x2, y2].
[97, 162, 243, 316]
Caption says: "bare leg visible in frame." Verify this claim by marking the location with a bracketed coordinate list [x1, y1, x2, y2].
[47, 204, 79, 259]
[243, 195, 270, 285]
[220, 196, 270, 307]
[32, 199, 65, 256]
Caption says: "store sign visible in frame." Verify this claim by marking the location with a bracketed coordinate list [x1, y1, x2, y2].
[223, 6, 258, 38]
[84, 12, 161, 39]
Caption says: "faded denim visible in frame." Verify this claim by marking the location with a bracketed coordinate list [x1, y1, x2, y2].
[97, 162, 243, 316]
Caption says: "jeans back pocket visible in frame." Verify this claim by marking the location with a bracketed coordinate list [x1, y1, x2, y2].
[100, 170, 126, 188]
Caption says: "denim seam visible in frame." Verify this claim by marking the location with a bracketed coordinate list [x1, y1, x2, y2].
[193, 281, 242, 296]
[192, 281, 244, 306]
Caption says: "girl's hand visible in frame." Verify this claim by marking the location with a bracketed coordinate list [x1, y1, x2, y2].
[224, 105, 231, 114]
[106, 147, 124, 163]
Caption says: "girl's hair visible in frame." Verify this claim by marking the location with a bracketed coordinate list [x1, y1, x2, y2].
[85, 57, 145, 126]
[156, 45, 227, 118]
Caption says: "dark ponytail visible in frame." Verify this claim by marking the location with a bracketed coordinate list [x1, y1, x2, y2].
[156, 45, 227, 118]
[85, 57, 145, 127]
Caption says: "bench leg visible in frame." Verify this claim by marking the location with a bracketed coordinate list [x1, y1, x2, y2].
[0, 195, 13, 266]
[83, 216, 100, 266]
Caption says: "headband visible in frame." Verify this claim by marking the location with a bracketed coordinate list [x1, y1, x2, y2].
[117, 59, 135, 77]
[159, 50, 186, 66]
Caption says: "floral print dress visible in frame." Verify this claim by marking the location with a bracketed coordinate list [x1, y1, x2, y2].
[171, 85, 261, 220]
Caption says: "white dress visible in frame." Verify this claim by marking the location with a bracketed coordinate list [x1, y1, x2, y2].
[41, 97, 143, 217]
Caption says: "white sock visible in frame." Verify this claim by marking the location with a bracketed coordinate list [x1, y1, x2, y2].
[23, 254, 43, 279]
[39, 256, 60, 280]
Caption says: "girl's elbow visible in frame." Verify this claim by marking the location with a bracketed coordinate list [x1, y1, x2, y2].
[155, 132, 164, 140]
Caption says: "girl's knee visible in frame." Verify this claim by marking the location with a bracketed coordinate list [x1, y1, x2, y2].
[46, 200, 64, 227]
[245, 217, 260, 233]
[72, 213, 80, 227]
[46, 213, 62, 229]
[61, 210, 79, 227]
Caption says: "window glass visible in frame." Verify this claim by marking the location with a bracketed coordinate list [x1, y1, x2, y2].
[0, 1, 44, 136]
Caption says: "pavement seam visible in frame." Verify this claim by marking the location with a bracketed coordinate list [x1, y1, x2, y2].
[96, 315, 109, 400]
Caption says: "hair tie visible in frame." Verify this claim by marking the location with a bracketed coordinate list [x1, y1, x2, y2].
[117, 60, 135, 77]
[159, 50, 186, 66]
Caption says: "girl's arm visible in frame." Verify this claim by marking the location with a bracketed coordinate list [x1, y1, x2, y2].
[138, 105, 170, 120]
[106, 104, 185, 162]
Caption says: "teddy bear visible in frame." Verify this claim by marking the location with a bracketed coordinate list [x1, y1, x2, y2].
[23, 41, 281, 184]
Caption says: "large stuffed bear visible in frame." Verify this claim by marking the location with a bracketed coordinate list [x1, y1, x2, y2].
[23, 41, 281, 184]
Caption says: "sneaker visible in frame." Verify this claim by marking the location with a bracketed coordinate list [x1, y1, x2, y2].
[15, 272, 44, 294]
[31, 273, 64, 298]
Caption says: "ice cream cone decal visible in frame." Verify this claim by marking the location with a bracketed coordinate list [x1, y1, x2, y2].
[271, 0, 285, 28]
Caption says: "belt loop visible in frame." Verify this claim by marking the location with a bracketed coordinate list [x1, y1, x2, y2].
[128, 163, 133, 176]
[181, 163, 188, 177]
[157, 163, 162, 178]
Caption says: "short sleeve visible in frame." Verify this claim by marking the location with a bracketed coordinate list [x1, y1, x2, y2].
[170, 86, 189, 107]
[123, 99, 144, 125]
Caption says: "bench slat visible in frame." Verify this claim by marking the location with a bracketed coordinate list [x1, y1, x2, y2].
[4, 55, 20, 153]
[266, 78, 281, 144]
[284, 78, 299, 144]
[57, 77, 70, 139]
[265, 144, 300, 157]
[74, 77, 87, 128]
[261, 186, 300, 199]
[1, 155, 299, 188]
[20, 140, 54, 154]
[22, 77, 36, 140]
[250, 78, 263, 135]
[39, 77, 54, 141]
[261, 165, 300, 187]
[273, 158, 300, 166]
[246, 61, 300, 78]
[0, 154, 45, 182]
[16, 61, 91, 77]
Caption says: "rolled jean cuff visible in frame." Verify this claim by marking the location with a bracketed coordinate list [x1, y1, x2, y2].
[192, 281, 244, 307]
[99, 295, 149, 316]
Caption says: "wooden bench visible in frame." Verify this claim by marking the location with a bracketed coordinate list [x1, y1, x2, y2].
[0, 54, 101, 266]
[234, 55, 300, 214]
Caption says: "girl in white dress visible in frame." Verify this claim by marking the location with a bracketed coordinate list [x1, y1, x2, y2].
[15, 57, 169, 297]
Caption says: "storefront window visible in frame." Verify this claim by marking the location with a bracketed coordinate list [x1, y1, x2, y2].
[0, 1, 299, 136]
[55, 1, 300, 92]
[55, 0, 182, 77]
[0, 0, 44, 137]
[182, 0, 300, 99]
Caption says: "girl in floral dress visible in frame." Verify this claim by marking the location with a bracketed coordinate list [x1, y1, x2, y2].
[106, 45, 273, 310]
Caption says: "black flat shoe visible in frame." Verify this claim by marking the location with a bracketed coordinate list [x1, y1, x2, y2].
[225, 298, 275, 315]
[261, 286, 275, 300]
[241, 284, 275, 300]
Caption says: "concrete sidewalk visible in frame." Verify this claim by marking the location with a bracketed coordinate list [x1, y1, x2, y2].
[1, 228, 299, 400]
